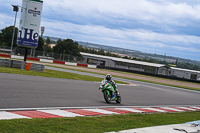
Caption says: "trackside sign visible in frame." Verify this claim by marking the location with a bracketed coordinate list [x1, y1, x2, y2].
[17, 0, 43, 48]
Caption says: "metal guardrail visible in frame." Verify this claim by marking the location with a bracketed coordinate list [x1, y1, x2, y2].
[30, 63, 45, 72]
[0, 59, 45, 72]
[0, 59, 25, 69]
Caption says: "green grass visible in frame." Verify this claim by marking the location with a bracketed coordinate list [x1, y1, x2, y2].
[113, 75, 200, 91]
[0, 66, 127, 84]
[1, 63, 200, 132]
[46, 65, 200, 91]
[8, 58, 200, 90]
[0, 112, 200, 133]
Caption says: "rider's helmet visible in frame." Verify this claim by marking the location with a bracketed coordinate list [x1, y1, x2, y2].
[106, 74, 112, 81]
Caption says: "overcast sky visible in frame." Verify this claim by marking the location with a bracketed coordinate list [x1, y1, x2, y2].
[1, 0, 200, 61]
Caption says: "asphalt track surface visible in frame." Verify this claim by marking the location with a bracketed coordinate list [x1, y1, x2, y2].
[1, 67, 200, 110]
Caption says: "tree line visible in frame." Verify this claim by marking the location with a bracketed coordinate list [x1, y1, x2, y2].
[0, 25, 200, 71]
[0, 26, 82, 57]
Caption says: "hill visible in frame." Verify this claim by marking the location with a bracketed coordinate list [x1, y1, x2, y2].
[43, 36, 200, 67]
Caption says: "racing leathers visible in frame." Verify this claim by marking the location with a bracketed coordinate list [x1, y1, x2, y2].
[100, 79, 119, 99]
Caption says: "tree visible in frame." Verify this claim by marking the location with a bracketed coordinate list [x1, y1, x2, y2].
[43, 37, 52, 52]
[45, 37, 51, 45]
[122, 56, 130, 59]
[43, 44, 52, 52]
[177, 62, 200, 71]
[0, 31, 2, 46]
[53, 38, 81, 56]
[0, 26, 18, 47]
[78, 45, 84, 52]
[36, 36, 44, 51]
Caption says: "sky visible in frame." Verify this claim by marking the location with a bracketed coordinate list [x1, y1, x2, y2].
[0, 0, 200, 61]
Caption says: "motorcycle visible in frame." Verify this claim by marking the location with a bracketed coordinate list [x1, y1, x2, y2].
[99, 79, 121, 104]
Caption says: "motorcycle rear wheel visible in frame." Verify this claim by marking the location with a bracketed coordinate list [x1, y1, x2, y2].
[103, 91, 111, 103]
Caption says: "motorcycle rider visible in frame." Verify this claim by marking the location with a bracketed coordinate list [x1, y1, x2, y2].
[101, 74, 118, 99]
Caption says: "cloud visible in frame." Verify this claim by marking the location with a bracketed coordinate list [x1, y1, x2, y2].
[1, 0, 200, 60]
[0, 13, 19, 28]
[42, 18, 200, 49]
[43, 0, 200, 27]
[172, 46, 200, 52]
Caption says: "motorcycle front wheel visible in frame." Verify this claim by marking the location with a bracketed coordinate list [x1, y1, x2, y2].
[103, 91, 111, 103]
[116, 96, 121, 103]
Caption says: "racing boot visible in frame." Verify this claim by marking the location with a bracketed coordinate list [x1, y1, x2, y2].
[111, 92, 115, 100]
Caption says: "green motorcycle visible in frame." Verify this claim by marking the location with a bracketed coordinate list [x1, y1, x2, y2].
[99, 80, 121, 104]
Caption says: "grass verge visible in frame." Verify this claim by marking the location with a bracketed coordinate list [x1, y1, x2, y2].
[113, 75, 200, 91]
[4, 58, 200, 90]
[0, 112, 200, 133]
[0, 66, 127, 84]
[46, 65, 200, 92]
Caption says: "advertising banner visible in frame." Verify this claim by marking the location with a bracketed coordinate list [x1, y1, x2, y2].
[87, 58, 105, 66]
[17, 0, 43, 48]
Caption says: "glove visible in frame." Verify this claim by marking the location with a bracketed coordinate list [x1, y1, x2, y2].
[99, 85, 103, 90]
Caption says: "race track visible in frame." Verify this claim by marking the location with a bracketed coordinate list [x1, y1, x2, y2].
[0, 73, 200, 109]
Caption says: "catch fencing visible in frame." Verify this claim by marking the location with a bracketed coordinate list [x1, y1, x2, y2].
[0, 46, 84, 63]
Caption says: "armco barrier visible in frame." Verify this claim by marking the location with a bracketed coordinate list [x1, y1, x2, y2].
[65, 62, 77, 66]
[0, 54, 97, 68]
[27, 57, 40, 61]
[40, 59, 53, 63]
[0, 58, 45, 72]
[0, 59, 25, 69]
[30, 63, 45, 72]
[0, 54, 10, 58]
[12, 55, 24, 59]
[53, 60, 65, 64]
[77, 63, 88, 67]
[97, 65, 200, 83]
[88, 65, 97, 68]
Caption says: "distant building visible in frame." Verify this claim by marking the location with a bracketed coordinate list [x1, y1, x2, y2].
[80, 52, 169, 75]
[170, 67, 200, 81]
[80, 52, 200, 81]
[50, 44, 56, 48]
